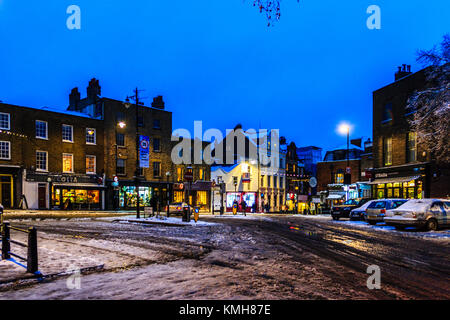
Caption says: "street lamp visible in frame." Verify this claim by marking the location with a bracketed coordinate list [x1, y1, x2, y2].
[166, 171, 171, 217]
[124, 88, 145, 219]
[338, 122, 352, 201]
[114, 121, 126, 210]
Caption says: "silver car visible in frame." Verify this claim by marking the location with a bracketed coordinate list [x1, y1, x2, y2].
[365, 199, 408, 225]
[349, 200, 377, 221]
[385, 199, 450, 231]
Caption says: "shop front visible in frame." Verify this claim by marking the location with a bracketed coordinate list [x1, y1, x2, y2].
[369, 175, 423, 199]
[25, 172, 105, 210]
[370, 163, 429, 199]
[0, 165, 20, 208]
[226, 191, 257, 212]
[118, 181, 170, 210]
[189, 181, 212, 211]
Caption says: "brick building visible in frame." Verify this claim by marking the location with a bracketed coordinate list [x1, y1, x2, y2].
[317, 141, 373, 204]
[285, 142, 308, 212]
[0, 78, 198, 210]
[369, 64, 450, 199]
[171, 138, 212, 211]
[67, 79, 177, 210]
[0, 102, 105, 209]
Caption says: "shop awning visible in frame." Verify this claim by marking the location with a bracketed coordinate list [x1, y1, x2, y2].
[326, 194, 345, 200]
[367, 175, 421, 185]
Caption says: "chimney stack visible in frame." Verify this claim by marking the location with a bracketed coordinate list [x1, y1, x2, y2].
[151, 95, 165, 109]
[395, 64, 412, 81]
[87, 78, 101, 102]
[68, 87, 81, 111]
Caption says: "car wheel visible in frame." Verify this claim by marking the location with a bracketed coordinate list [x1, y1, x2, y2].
[395, 226, 405, 230]
[426, 219, 438, 231]
[332, 216, 339, 221]
[368, 221, 376, 225]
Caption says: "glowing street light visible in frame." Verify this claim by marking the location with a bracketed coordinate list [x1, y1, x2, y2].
[337, 122, 351, 136]
[337, 122, 352, 200]
[118, 121, 126, 129]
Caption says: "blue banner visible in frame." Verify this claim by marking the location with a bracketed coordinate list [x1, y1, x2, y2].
[139, 135, 150, 168]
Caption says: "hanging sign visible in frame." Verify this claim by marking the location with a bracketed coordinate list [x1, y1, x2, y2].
[139, 135, 150, 168]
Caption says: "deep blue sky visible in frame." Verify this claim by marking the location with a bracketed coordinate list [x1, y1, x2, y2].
[0, 0, 449, 152]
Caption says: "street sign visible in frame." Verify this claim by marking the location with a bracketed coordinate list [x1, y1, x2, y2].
[309, 177, 317, 188]
[139, 135, 150, 168]
[346, 167, 351, 174]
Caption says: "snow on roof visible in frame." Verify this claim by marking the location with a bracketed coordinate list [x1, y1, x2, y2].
[211, 163, 239, 173]
[23, 105, 94, 119]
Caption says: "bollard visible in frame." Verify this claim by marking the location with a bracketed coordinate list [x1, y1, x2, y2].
[27, 227, 38, 273]
[2, 222, 10, 260]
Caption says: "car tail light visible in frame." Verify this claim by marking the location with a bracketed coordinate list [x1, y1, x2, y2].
[380, 209, 386, 214]
[177, 207, 181, 210]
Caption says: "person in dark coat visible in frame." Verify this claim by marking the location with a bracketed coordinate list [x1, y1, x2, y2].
[241, 200, 247, 215]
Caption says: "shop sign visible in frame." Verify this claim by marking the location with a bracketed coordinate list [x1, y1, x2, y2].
[139, 135, 150, 168]
[26, 173, 98, 184]
[190, 181, 212, 191]
[174, 183, 184, 190]
[242, 173, 250, 183]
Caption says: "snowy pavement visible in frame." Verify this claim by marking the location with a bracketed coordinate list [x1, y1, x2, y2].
[0, 216, 448, 299]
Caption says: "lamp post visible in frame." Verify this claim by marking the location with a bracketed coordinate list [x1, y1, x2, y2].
[338, 122, 351, 201]
[114, 121, 126, 210]
[47, 177, 52, 210]
[166, 171, 171, 217]
[124, 88, 145, 219]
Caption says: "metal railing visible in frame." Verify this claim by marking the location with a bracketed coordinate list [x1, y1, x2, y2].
[1, 222, 38, 274]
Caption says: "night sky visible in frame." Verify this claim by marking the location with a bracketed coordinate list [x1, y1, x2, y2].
[0, 0, 448, 152]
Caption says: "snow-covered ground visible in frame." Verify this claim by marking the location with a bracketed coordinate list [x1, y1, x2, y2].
[1, 216, 448, 299]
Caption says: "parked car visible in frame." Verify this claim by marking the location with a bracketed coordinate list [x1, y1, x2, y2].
[349, 200, 377, 221]
[0, 203, 3, 215]
[331, 198, 371, 220]
[165, 202, 192, 215]
[365, 199, 408, 225]
[385, 199, 450, 231]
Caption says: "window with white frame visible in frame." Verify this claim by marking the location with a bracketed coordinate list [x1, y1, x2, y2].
[0, 141, 11, 159]
[62, 153, 74, 173]
[36, 151, 48, 171]
[62, 124, 73, 142]
[0, 113, 10, 130]
[36, 120, 48, 139]
[86, 155, 96, 174]
[86, 128, 96, 144]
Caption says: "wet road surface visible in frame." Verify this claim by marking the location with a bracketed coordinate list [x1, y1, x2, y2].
[0, 215, 448, 299]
